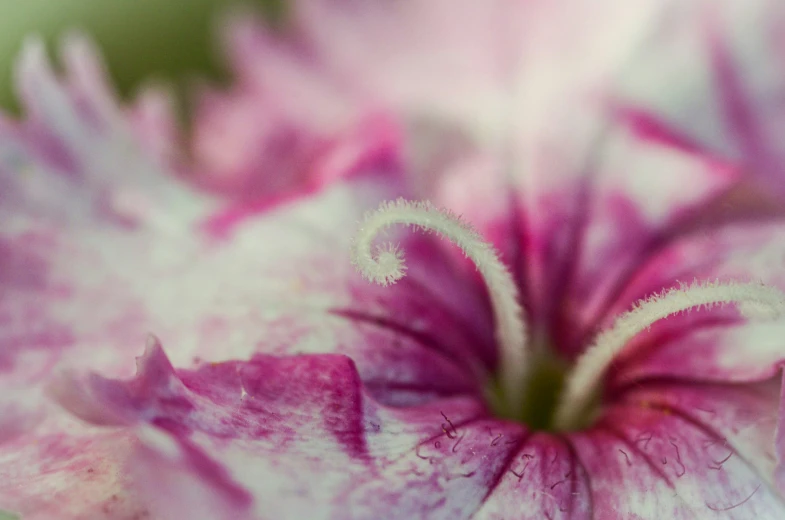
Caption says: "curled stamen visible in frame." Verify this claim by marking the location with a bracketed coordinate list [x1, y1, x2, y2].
[553, 280, 785, 431]
[351, 198, 528, 412]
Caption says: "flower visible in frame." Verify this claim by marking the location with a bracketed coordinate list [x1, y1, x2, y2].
[4, 1, 785, 519]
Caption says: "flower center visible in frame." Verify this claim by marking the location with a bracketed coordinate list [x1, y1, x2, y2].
[485, 349, 572, 431]
[352, 199, 785, 433]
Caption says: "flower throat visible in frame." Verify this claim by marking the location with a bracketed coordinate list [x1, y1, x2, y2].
[352, 198, 785, 432]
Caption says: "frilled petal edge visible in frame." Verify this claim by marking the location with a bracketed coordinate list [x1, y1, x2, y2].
[43, 338, 528, 520]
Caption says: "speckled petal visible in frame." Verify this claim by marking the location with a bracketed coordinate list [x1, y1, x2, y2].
[775, 372, 785, 492]
[51, 340, 524, 520]
[0, 36, 215, 445]
[471, 433, 592, 519]
[571, 381, 785, 518]
[0, 419, 148, 519]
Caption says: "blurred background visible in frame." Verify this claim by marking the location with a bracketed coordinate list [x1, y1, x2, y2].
[0, 0, 281, 113]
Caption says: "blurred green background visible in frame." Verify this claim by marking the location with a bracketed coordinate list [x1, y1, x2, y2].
[0, 0, 282, 113]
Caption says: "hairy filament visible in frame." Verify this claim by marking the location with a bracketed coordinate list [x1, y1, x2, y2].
[351, 198, 528, 412]
[553, 280, 785, 431]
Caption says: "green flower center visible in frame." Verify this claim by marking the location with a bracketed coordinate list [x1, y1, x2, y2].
[487, 350, 599, 432]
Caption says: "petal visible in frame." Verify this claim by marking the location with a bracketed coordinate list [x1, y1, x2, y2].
[617, 381, 781, 491]
[4, 36, 213, 227]
[606, 220, 785, 386]
[1, 37, 217, 430]
[476, 0, 785, 361]
[776, 371, 785, 491]
[571, 381, 785, 517]
[214, 0, 669, 233]
[611, 105, 710, 157]
[188, 14, 401, 205]
[471, 433, 592, 519]
[127, 83, 184, 172]
[0, 420, 149, 519]
[49, 341, 527, 519]
[283, 0, 668, 231]
[617, 0, 785, 193]
[221, 13, 358, 128]
[289, 0, 662, 129]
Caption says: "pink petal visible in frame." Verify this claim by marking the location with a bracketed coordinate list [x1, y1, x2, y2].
[221, 13, 360, 129]
[1, 127, 491, 422]
[618, 381, 781, 490]
[127, 83, 184, 173]
[571, 381, 785, 517]
[1, 36, 215, 433]
[616, 0, 785, 194]
[203, 0, 670, 226]
[6, 36, 213, 225]
[775, 371, 785, 491]
[477, 379, 784, 518]
[50, 340, 524, 519]
[0, 421, 148, 519]
[606, 220, 785, 386]
[612, 105, 710, 156]
[471, 433, 592, 519]
[188, 14, 401, 206]
[698, 0, 785, 194]
[289, 0, 662, 126]
[707, 14, 771, 169]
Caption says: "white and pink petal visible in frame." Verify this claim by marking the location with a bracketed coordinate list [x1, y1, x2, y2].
[48, 340, 522, 520]
[187, 14, 401, 206]
[571, 383, 785, 518]
[601, 220, 785, 386]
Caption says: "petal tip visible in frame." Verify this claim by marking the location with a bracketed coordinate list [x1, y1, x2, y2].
[15, 34, 50, 77]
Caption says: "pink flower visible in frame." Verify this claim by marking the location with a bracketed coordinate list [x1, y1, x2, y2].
[3, 1, 785, 519]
